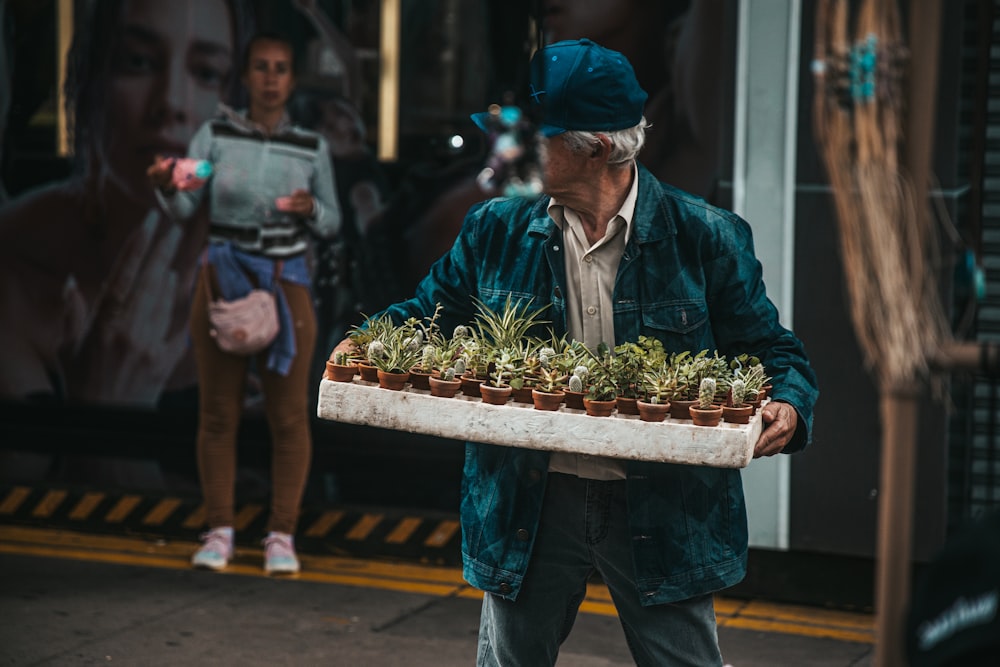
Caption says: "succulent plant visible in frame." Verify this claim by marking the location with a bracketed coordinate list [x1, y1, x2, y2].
[568, 373, 584, 393]
[730, 378, 747, 407]
[697, 377, 717, 409]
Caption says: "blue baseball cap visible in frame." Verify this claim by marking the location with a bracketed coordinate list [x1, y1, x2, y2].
[471, 39, 648, 138]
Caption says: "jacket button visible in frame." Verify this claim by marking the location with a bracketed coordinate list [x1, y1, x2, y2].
[516, 528, 530, 541]
[498, 583, 512, 595]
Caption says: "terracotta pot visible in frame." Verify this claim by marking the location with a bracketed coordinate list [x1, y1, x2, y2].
[722, 404, 753, 424]
[532, 389, 564, 411]
[428, 376, 462, 398]
[761, 384, 773, 398]
[480, 383, 513, 405]
[583, 398, 616, 417]
[690, 405, 723, 427]
[562, 390, 586, 410]
[408, 369, 432, 390]
[357, 363, 379, 382]
[636, 400, 670, 423]
[511, 386, 535, 404]
[669, 399, 697, 420]
[376, 369, 409, 391]
[747, 397, 762, 415]
[460, 375, 485, 397]
[325, 361, 356, 383]
[615, 396, 639, 415]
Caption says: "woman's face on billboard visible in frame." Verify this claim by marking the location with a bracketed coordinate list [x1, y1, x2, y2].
[104, 0, 234, 204]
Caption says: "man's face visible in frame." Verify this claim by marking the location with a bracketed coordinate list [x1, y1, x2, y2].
[541, 134, 586, 200]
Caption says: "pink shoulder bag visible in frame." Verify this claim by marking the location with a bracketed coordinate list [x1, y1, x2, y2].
[204, 258, 283, 355]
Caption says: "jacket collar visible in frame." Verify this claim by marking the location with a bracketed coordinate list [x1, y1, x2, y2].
[630, 163, 674, 244]
[217, 103, 293, 136]
[526, 161, 674, 243]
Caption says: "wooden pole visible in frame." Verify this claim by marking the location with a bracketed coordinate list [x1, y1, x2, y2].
[874, 388, 920, 666]
[873, 1, 941, 664]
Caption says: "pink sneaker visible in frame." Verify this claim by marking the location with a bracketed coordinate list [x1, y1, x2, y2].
[263, 532, 300, 574]
[192, 527, 233, 571]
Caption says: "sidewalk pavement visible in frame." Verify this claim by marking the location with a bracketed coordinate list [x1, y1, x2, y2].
[0, 526, 874, 666]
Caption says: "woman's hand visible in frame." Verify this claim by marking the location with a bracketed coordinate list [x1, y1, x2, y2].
[146, 155, 177, 192]
[276, 189, 316, 217]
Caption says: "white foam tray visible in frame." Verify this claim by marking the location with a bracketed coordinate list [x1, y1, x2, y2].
[316, 379, 763, 469]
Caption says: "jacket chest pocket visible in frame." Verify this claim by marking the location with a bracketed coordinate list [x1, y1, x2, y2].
[640, 300, 712, 351]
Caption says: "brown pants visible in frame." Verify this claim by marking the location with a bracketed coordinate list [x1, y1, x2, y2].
[189, 267, 316, 534]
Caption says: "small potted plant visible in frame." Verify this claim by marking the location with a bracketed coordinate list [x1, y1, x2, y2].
[479, 347, 515, 405]
[563, 364, 590, 410]
[667, 350, 700, 419]
[689, 377, 723, 426]
[636, 362, 678, 423]
[611, 341, 645, 415]
[428, 365, 462, 398]
[582, 343, 618, 417]
[325, 350, 357, 383]
[730, 355, 770, 414]
[408, 304, 445, 389]
[722, 377, 753, 424]
[531, 363, 566, 411]
[472, 296, 549, 401]
[366, 323, 423, 390]
[347, 313, 400, 382]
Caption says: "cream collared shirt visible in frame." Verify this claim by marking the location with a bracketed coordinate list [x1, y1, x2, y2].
[546, 163, 639, 480]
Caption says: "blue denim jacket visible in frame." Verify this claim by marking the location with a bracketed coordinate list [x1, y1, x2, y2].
[380, 164, 818, 605]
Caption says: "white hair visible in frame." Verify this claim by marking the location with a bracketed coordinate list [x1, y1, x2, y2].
[560, 117, 650, 165]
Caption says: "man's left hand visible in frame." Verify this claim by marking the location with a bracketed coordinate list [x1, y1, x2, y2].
[753, 400, 798, 458]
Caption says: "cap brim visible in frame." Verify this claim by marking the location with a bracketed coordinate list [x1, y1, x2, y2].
[538, 123, 566, 138]
[470, 112, 491, 133]
[473, 111, 563, 137]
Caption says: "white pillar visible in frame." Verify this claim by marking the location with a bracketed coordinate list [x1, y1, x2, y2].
[733, 0, 801, 550]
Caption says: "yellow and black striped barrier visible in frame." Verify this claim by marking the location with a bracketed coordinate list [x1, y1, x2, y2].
[0, 483, 461, 565]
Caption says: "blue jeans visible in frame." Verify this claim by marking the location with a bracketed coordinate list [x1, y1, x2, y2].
[476, 473, 723, 667]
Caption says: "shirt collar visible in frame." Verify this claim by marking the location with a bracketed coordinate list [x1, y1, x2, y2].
[547, 162, 639, 245]
[217, 103, 293, 136]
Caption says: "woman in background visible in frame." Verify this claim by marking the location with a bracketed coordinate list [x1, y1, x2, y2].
[149, 32, 340, 574]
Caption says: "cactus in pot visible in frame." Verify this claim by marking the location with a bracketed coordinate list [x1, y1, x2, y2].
[690, 377, 723, 426]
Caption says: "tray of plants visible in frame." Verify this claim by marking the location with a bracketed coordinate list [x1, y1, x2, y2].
[316, 375, 765, 469]
[316, 301, 771, 469]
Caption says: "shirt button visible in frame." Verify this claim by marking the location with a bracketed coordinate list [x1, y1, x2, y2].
[516, 528, 530, 541]
[584, 255, 593, 263]
[587, 306, 597, 315]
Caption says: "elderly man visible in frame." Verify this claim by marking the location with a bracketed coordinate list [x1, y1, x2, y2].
[330, 38, 818, 666]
